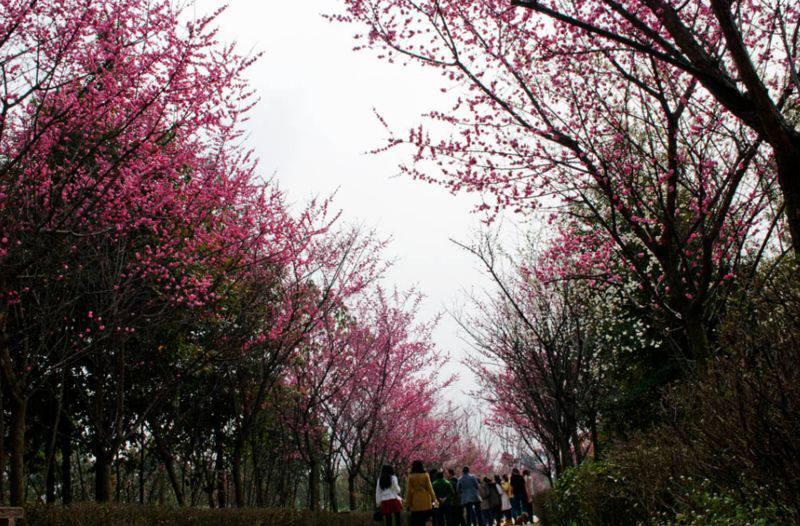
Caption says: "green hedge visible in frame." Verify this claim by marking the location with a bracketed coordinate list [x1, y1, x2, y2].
[539, 461, 647, 526]
[26, 504, 374, 526]
[539, 460, 793, 526]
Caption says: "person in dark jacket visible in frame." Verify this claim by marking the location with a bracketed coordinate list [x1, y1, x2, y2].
[480, 477, 499, 526]
[509, 468, 528, 520]
[448, 468, 465, 526]
[487, 476, 502, 524]
[457, 467, 484, 526]
[432, 470, 454, 526]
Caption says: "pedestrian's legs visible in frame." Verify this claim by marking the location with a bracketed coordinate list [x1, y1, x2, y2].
[441, 505, 452, 526]
[434, 507, 446, 526]
[511, 496, 522, 519]
[416, 510, 435, 526]
[476, 503, 486, 526]
[454, 505, 466, 526]
[469, 502, 485, 526]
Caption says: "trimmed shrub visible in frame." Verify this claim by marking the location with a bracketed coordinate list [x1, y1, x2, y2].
[653, 479, 792, 526]
[25, 504, 374, 526]
[539, 461, 647, 526]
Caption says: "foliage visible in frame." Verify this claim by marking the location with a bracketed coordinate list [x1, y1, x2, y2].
[659, 260, 800, 519]
[538, 261, 800, 525]
[540, 461, 646, 526]
[654, 481, 792, 526]
[461, 238, 602, 478]
[541, 463, 792, 526]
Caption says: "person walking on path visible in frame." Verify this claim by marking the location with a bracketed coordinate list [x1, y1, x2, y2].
[406, 460, 437, 526]
[432, 470, 454, 526]
[448, 469, 465, 526]
[457, 467, 484, 526]
[523, 469, 535, 518]
[486, 476, 502, 525]
[478, 477, 495, 526]
[509, 468, 528, 519]
[376, 465, 403, 526]
[496, 475, 512, 524]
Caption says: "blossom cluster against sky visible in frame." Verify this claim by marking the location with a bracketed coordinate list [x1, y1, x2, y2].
[192, 0, 502, 399]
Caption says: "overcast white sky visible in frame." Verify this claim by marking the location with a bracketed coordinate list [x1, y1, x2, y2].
[191, 0, 500, 397]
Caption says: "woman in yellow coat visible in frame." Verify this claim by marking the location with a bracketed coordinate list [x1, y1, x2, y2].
[406, 460, 437, 526]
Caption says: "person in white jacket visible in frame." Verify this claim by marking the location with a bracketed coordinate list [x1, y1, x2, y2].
[376, 464, 403, 526]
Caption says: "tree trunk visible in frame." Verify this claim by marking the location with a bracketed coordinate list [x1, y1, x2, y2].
[45, 380, 65, 504]
[115, 452, 122, 502]
[60, 371, 74, 504]
[232, 438, 245, 508]
[206, 481, 215, 508]
[94, 445, 112, 502]
[214, 427, 227, 508]
[277, 461, 288, 506]
[775, 149, 800, 257]
[45, 454, 56, 503]
[251, 439, 264, 507]
[76, 442, 87, 500]
[684, 314, 710, 369]
[0, 378, 5, 505]
[308, 456, 321, 511]
[348, 473, 358, 511]
[589, 413, 601, 461]
[138, 429, 146, 504]
[60, 420, 73, 504]
[8, 395, 26, 506]
[557, 435, 573, 478]
[325, 470, 338, 512]
[153, 430, 185, 506]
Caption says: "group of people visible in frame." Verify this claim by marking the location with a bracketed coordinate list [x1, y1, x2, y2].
[376, 461, 537, 526]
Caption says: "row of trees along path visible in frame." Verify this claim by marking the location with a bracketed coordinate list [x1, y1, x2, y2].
[0, 0, 492, 510]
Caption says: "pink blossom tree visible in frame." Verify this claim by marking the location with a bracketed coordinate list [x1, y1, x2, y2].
[330, 287, 446, 509]
[459, 243, 602, 478]
[334, 0, 800, 255]
[508, 0, 800, 253]
[0, 0, 302, 504]
[334, 0, 783, 364]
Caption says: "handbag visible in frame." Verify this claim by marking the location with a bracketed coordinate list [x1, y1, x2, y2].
[373, 508, 383, 522]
